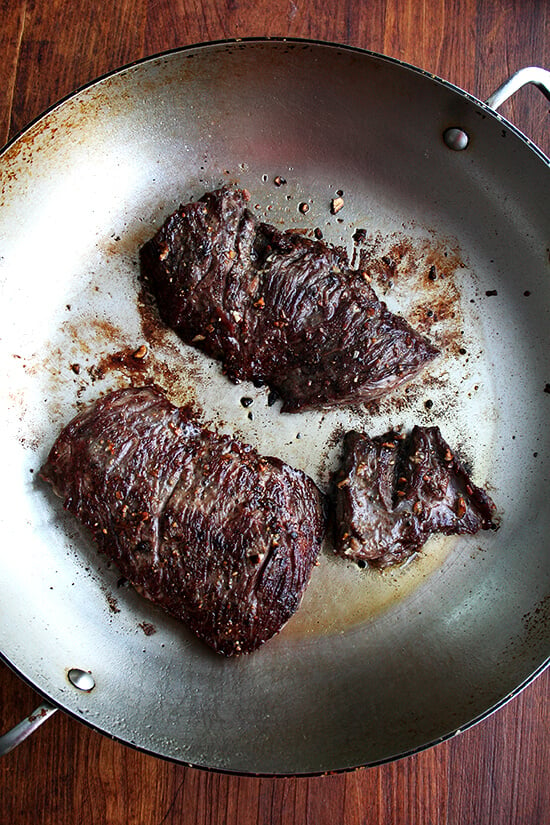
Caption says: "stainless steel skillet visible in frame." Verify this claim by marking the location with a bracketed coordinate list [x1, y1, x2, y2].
[0, 39, 548, 774]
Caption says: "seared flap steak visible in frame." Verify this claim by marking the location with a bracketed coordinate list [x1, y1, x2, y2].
[140, 187, 439, 412]
[41, 386, 325, 655]
[333, 426, 496, 568]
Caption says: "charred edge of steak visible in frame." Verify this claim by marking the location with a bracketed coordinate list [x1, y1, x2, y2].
[332, 426, 497, 568]
[40, 385, 325, 656]
[139, 187, 439, 412]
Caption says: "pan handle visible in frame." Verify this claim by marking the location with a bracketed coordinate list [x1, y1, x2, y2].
[485, 66, 550, 110]
[1, 668, 94, 755]
[0, 701, 58, 756]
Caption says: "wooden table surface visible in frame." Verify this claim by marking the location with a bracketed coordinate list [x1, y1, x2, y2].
[1, 2, 549, 823]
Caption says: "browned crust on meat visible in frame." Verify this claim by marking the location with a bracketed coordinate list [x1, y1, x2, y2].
[41, 386, 325, 655]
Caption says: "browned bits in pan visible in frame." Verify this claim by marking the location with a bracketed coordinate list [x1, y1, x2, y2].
[456, 496, 467, 518]
[132, 345, 148, 360]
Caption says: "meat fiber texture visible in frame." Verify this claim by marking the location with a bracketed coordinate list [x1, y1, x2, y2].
[40, 386, 325, 656]
[140, 187, 439, 413]
[332, 426, 496, 568]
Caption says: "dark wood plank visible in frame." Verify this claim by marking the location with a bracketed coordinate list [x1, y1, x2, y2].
[0, 1, 548, 823]
[5, 0, 147, 141]
[447, 667, 550, 825]
[0, 0, 27, 144]
[474, 0, 550, 156]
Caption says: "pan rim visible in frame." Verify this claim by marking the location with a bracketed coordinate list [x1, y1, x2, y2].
[1, 649, 547, 776]
[1, 36, 549, 168]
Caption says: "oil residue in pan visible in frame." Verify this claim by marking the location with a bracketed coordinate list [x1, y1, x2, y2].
[12, 213, 497, 642]
[285, 534, 456, 639]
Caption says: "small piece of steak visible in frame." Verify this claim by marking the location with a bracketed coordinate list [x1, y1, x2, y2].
[41, 386, 325, 655]
[333, 426, 496, 567]
[140, 187, 439, 412]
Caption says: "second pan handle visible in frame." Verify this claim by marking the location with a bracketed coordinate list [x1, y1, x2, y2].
[0, 702, 58, 756]
[485, 66, 550, 110]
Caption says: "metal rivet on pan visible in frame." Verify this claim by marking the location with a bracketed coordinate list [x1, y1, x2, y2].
[443, 127, 470, 150]
[67, 668, 95, 692]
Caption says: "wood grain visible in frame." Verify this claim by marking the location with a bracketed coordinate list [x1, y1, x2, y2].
[1, 662, 548, 824]
[0, 1, 548, 823]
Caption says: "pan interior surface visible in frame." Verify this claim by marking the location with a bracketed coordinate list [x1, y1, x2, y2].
[0, 40, 548, 774]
